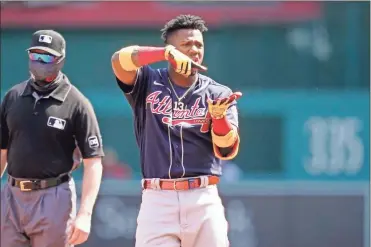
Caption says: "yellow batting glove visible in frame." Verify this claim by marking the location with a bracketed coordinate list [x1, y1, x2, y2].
[207, 92, 242, 119]
[165, 45, 207, 77]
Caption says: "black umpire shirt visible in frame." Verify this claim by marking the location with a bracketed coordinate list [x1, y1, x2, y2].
[0, 73, 104, 179]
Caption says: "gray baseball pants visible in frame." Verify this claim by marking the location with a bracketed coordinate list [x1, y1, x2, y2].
[1, 177, 77, 247]
[135, 183, 229, 247]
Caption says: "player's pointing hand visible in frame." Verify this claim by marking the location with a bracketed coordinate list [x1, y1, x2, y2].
[165, 45, 207, 77]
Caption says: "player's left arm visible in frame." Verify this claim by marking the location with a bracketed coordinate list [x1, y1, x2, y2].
[208, 92, 242, 160]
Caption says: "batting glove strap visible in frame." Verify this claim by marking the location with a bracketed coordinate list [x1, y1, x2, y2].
[213, 134, 240, 160]
[211, 129, 238, 148]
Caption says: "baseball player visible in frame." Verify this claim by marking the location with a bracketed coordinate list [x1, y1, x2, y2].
[111, 14, 241, 247]
[0, 30, 104, 247]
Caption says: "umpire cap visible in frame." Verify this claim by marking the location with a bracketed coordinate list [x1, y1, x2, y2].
[27, 30, 66, 57]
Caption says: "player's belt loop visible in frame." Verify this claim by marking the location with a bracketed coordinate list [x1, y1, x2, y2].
[199, 176, 209, 188]
[151, 178, 161, 190]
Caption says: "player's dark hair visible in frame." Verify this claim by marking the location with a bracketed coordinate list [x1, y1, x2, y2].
[161, 14, 208, 43]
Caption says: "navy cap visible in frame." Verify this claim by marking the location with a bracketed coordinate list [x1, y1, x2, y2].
[27, 30, 66, 57]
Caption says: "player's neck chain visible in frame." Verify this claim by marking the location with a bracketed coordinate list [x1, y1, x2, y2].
[168, 77, 195, 102]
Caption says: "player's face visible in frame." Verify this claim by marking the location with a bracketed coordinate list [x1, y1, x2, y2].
[168, 29, 204, 65]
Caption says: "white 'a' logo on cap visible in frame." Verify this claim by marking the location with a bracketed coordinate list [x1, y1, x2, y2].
[39, 35, 53, 44]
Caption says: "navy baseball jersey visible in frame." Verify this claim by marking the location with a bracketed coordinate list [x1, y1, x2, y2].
[116, 66, 239, 179]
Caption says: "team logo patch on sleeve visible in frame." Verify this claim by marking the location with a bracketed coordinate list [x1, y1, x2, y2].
[47, 117, 66, 130]
[88, 136, 100, 148]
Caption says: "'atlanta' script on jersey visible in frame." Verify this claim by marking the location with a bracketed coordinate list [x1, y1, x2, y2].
[146, 90, 211, 132]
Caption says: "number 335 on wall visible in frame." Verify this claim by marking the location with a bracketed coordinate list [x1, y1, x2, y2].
[304, 116, 365, 176]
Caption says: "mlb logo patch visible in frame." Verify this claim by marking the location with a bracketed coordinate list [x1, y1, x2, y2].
[47, 117, 66, 130]
[39, 35, 53, 44]
[88, 136, 100, 148]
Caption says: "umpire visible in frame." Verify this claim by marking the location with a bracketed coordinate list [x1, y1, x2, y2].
[0, 30, 104, 247]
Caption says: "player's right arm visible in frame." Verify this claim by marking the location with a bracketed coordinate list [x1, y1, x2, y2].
[111, 45, 206, 85]
[111, 46, 163, 85]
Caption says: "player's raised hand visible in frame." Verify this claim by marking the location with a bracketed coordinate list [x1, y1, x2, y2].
[207, 92, 242, 119]
[165, 45, 207, 77]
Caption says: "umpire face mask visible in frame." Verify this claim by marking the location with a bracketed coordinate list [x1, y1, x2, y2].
[28, 52, 65, 83]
